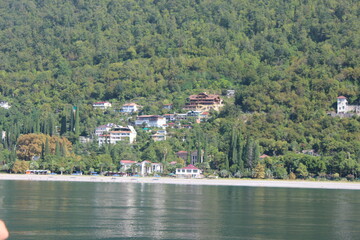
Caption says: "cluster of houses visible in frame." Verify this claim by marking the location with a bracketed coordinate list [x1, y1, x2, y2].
[91, 92, 226, 146]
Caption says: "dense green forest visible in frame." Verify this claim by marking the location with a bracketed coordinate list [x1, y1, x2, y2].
[0, 0, 360, 179]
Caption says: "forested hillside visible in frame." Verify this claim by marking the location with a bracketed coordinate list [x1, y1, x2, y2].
[0, 0, 359, 179]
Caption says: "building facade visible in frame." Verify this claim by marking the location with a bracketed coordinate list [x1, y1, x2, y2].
[135, 115, 166, 128]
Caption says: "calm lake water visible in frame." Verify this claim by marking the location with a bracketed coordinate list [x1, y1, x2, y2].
[0, 180, 359, 240]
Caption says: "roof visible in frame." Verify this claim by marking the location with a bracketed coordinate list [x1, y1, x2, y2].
[170, 161, 177, 165]
[181, 164, 200, 170]
[123, 103, 137, 106]
[177, 151, 188, 154]
[120, 160, 136, 164]
[260, 154, 269, 159]
[93, 101, 111, 104]
[337, 96, 347, 99]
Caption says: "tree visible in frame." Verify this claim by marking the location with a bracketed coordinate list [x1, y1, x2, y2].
[296, 163, 309, 179]
[253, 163, 265, 179]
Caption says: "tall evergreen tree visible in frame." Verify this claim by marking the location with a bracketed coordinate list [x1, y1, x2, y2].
[74, 106, 80, 137]
[60, 115, 67, 136]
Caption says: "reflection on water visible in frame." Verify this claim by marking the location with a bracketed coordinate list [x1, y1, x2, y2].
[0, 180, 359, 240]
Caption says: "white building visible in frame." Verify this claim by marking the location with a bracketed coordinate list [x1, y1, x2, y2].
[120, 103, 140, 113]
[337, 96, 360, 115]
[151, 130, 167, 141]
[176, 165, 202, 178]
[93, 101, 112, 109]
[135, 115, 166, 128]
[0, 101, 10, 109]
[137, 161, 163, 176]
[96, 124, 137, 145]
[120, 160, 137, 172]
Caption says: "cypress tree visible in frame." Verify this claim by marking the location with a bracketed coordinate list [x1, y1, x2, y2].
[237, 131, 244, 171]
[61, 142, 67, 157]
[69, 107, 75, 132]
[60, 115, 67, 136]
[74, 106, 80, 136]
[243, 137, 254, 169]
[186, 141, 191, 165]
[55, 141, 61, 157]
[253, 141, 260, 167]
[44, 137, 50, 156]
[203, 137, 208, 163]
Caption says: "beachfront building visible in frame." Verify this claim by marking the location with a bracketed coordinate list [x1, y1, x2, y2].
[176, 165, 202, 178]
[135, 115, 166, 128]
[120, 103, 141, 113]
[93, 101, 112, 109]
[96, 124, 137, 145]
[120, 160, 137, 172]
[184, 92, 223, 111]
[137, 161, 163, 176]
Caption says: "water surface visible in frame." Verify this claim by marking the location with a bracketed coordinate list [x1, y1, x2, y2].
[0, 180, 359, 240]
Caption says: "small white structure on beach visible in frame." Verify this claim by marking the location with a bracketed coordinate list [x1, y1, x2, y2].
[176, 164, 202, 178]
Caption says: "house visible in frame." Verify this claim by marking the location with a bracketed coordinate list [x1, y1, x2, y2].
[337, 96, 360, 115]
[93, 101, 112, 109]
[137, 161, 163, 176]
[184, 92, 223, 111]
[96, 124, 137, 145]
[151, 130, 167, 141]
[176, 164, 202, 178]
[259, 154, 269, 160]
[0, 101, 10, 109]
[135, 115, 166, 128]
[120, 103, 140, 113]
[120, 160, 137, 172]
[95, 123, 114, 136]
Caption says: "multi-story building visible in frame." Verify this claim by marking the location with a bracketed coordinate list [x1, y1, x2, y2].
[96, 124, 137, 145]
[135, 115, 166, 128]
[184, 92, 223, 111]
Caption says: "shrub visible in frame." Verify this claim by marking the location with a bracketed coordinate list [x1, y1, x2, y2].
[289, 172, 297, 180]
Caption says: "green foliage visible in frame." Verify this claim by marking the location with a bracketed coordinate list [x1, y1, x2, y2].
[0, 0, 358, 178]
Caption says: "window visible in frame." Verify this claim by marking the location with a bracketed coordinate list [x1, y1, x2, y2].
[182, 169, 185, 173]
[193, 170, 198, 173]
[186, 170, 191, 173]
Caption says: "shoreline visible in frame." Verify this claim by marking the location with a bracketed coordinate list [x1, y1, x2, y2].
[1, 174, 360, 190]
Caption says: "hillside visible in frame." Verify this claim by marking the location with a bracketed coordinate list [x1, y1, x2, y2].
[0, 0, 359, 179]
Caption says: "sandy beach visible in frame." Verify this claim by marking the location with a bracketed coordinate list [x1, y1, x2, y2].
[1, 174, 360, 190]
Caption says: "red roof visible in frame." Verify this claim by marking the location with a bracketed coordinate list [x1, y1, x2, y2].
[182, 164, 199, 170]
[260, 154, 269, 159]
[120, 160, 136, 164]
[177, 151, 188, 154]
[170, 161, 177, 165]
[337, 96, 347, 99]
